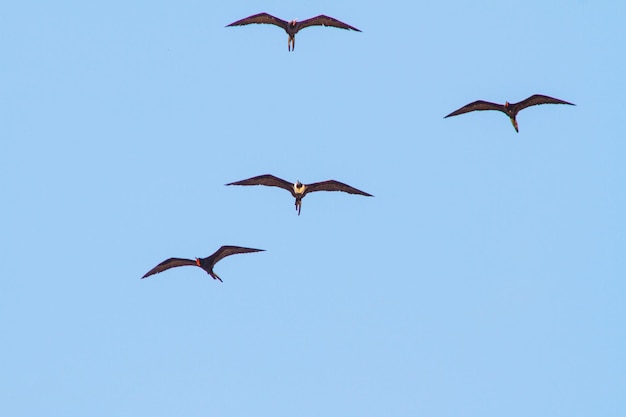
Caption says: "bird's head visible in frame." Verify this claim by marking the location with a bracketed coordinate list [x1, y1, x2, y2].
[295, 180, 303, 189]
[290, 19, 298, 27]
[195, 258, 201, 267]
[504, 101, 510, 108]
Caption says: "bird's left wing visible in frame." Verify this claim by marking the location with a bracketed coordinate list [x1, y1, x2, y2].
[211, 245, 265, 265]
[296, 15, 361, 32]
[513, 94, 575, 112]
[226, 174, 294, 193]
[304, 180, 372, 196]
[444, 100, 504, 118]
[142, 258, 197, 279]
[226, 12, 288, 30]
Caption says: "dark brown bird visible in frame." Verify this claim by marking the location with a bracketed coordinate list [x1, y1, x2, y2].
[226, 12, 361, 51]
[444, 94, 575, 132]
[226, 174, 372, 215]
[142, 245, 264, 282]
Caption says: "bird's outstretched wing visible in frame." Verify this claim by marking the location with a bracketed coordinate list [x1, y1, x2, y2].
[512, 94, 575, 112]
[304, 180, 372, 196]
[142, 258, 197, 279]
[226, 13, 288, 30]
[444, 100, 504, 118]
[210, 246, 265, 265]
[226, 174, 293, 193]
[296, 15, 361, 32]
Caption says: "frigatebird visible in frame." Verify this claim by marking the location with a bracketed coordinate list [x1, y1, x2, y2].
[142, 245, 264, 282]
[444, 94, 575, 132]
[226, 12, 361, 51]
[226, 174, 372, 215]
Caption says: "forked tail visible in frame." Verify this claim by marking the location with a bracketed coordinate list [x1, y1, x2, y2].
[209, 271, 223, 282]
[295, 198, 302, 215]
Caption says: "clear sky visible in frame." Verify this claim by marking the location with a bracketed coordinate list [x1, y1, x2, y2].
[1, 1, 624, 416]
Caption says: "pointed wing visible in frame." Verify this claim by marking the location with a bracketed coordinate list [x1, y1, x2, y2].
[226, 174, 293, 193]
[512, 94, 575, 112]
[304, 180, 372, 196]
[226, 13, 288, 30]
[142, 258, 196, 279]
[296, 15, 361, 32]
[444, 100, 505, 118]
[210, 246, 265, 266]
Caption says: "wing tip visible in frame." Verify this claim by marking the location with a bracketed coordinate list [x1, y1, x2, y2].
[245, 247, 266, 253]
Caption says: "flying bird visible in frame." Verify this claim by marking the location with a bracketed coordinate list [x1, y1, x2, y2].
[444, 94, 575, 132]
[142, 245, 264, 282]
[226, 174, 372, 215]
[226, 12, 361, 51]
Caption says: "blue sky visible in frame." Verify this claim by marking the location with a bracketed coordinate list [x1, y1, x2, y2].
[1, 1, 624, 416]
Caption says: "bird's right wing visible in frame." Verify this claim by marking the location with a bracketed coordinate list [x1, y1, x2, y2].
[297, 15, 361, 32]
[304, 180, 373, 196]
[142, 258, 196, 279]
[513, 94, 575, 112]
[444, 100, 504, 118]
[211, 246, 265, 265]
[226, 13, 288, 30]
[226, 174, 293, 193]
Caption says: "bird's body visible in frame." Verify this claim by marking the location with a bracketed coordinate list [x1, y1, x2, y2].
[142, 245, 264, 282]
[226, 12, 361, 51]
[226, 174, 372, 215]
[293, 181, 306, 196]
[444, 94, 575, 132]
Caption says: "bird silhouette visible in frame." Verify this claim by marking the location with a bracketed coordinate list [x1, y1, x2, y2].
[445, 94, 574, 132]
[142, 245, 264, 282]
[226, 12, 361, 51]
[226, 174, 372, 215]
